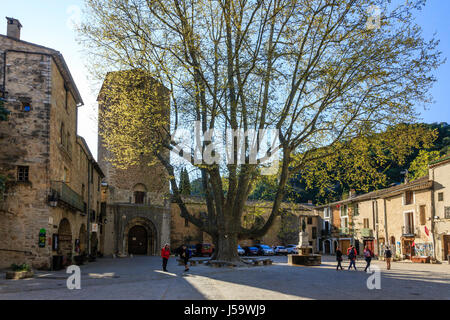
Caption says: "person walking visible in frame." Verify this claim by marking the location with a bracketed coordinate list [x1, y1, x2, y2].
[180, 244, 190, 272]
[336, 247, 343, 270]
[363, 245, 373, 272]
[161, 243, 170, 272]
[384, 245, 392, 270]
[347, 245, 357, 271]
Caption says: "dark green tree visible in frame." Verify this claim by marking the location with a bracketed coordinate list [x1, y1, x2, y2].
[179, 168, 192, 196]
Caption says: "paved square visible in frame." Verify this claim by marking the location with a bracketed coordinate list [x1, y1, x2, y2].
[0, 256, 449, 300]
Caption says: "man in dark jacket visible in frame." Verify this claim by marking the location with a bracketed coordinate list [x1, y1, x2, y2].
[347, 245, 357, 271]
[336, 247, 343, 270]
[384, 246, 392, 270]
[180, 244, 190, 272]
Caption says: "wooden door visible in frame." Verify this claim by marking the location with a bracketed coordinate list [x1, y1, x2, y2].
[402, 239, 415, 259]
[128, 226, 147, 255]
[443, 235, 450, 261]
[340, 240, 350, 254]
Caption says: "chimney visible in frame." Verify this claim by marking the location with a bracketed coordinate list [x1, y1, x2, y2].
[349, 189, 356, 198]
[6, 17, 22, 40]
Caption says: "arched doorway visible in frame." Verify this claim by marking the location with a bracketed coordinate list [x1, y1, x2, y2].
[128, 226, 148, 255]
[324, 240, 331, 254]
[123, 217, 157, 255]
[133, 183, 147, 204]
[58, 218, 72, 261]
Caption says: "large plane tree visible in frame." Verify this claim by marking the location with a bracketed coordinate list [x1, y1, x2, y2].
[79, 0, 442, 262]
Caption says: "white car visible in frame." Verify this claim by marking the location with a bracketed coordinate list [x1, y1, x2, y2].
[274, 246, 288, 255]
[237, 245, 245, 256]
[286, 244, 298, 254]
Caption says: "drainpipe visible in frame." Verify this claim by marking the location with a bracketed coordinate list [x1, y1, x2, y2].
[87, 161, 92, 256]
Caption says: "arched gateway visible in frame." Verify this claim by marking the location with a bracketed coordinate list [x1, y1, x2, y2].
[123, 217, 157, 255]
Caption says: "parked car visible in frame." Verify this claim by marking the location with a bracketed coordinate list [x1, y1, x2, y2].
[187, 244, 197, 257]
[195, 243, 214, 257]
[243, 246, 259, 256]
[237, 245, 245, 256]
[274, 246, 288, 255]
[254, 244, 275, 256]
[286, 244, 298, 254]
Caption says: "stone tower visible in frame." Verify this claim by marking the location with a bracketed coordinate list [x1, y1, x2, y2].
[97, 70, 171, 256]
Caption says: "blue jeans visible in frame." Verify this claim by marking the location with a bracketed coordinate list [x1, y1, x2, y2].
[348, 259, 357, 270]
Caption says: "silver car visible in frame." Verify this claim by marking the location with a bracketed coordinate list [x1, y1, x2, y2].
[286, 244, 298, 254]
[274, 246, 288, 255]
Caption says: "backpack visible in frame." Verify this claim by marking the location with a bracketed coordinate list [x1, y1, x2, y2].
[364, 250, 371, 258]
[348, 248, 355, 260]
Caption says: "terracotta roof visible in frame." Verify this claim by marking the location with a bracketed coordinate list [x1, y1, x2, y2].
[429, 153, 450, 168]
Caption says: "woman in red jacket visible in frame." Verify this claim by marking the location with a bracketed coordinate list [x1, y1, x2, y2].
[161, 243, 171, 272]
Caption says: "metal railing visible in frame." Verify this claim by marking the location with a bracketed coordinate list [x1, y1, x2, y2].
[50, 181, 84, 212]
[402, 226, 415, 236]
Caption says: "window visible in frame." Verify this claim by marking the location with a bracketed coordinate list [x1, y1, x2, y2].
[405, 191, 414, 205]
[353, 203, 359, 216]
[98, 176, 101, 192]
[17, 166, 29, 182]
[60, 123, 65, 146]
[404, 211, 414, 234]
[307, 217, 312, 225]
[324, 207, 330, 218]
[445, 207, 450, 219]
[363, 218, 369, 229]
[312, 227, 317, 239]
[438, 192, 444, 202]
[340, 205, 348, 217]
[420, 205, 426, 225]
[134, 191, 145, 204]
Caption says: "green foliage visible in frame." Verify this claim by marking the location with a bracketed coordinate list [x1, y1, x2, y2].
[277, 210, 299, 244]
[11, 263, 31, 272]
[409, 150, 441, 181]
[179, 168, 192, 196]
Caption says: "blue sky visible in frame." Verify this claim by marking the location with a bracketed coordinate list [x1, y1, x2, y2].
[2, 0, 449, 159]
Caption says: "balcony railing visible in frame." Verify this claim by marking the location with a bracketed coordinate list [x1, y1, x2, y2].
[339, 227, 353, 235]
[50, 181, 84, 212]
[361, 228, 373, 238]
[402, 226, 415, 237]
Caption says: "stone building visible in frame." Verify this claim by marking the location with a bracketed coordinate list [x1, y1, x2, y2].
[429, 155, 450, 262]
[0, 18, 104, 269]
[315, 177, 440, 261]
[97, 71, 171, 256]
[170, 196, 317, 251]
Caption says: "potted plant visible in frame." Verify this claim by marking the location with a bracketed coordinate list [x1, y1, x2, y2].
[6, 263, 34, 280]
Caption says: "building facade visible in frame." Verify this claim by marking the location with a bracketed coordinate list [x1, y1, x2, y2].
[0, 18, 103, 269]
[429, 155, 450, 262]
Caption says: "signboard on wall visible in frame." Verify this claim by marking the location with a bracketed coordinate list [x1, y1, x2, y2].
[38, 228, 46, 248]
[91, 223, 98, 233]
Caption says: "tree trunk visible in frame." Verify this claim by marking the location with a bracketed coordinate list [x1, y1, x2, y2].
[214, 232, 240, 262]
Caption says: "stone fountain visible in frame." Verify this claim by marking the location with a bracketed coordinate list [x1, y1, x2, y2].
[288, 218, 321, 266]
